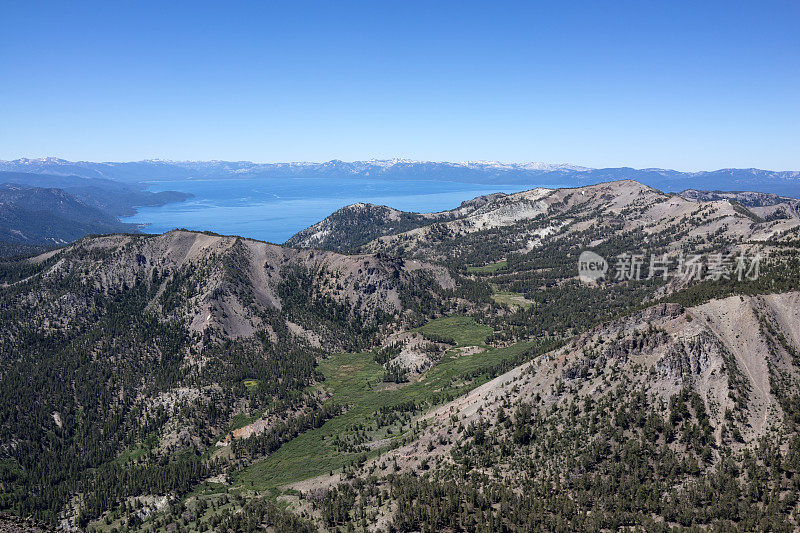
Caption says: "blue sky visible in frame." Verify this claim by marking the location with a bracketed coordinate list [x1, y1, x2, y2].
[1, 0, 798, 170]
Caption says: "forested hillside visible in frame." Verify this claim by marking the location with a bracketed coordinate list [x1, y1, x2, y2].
[0, 175, 191, 257]
[1, 180, 800, 531]
[0, 184, 138, 248]
[0, 171, 191, 218]
[0, 230, 454, 529]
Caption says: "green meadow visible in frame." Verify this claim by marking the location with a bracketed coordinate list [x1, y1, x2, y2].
[235, 317, 543, 491]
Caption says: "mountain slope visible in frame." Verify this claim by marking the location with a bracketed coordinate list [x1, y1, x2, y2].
[0, 171, 192, 217]
[679, 189, 800, 221]
[345, 181, 799, 262]
[285, 193, 506, 252]
[0, 230, 455, 525]
[292, 292, 800, 530]
[0, 183, 138, 247]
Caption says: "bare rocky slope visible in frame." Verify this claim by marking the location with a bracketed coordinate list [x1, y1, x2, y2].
[4, 229, 453, 345]
[285, 193, 506, 252]
[289, 180, 800, 263]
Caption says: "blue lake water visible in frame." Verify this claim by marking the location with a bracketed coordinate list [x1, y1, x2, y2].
[122, 177, 545, 244]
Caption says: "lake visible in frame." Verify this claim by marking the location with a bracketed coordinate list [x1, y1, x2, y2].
[122, 176, 546, 244]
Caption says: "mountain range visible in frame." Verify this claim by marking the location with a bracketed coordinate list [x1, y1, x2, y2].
[2, 178, 800, 530]
[3, 157, 800, 196]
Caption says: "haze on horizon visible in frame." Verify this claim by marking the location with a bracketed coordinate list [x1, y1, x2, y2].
[1, 0, 798, 172]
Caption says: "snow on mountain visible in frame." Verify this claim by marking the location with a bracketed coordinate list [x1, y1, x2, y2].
[1, 158, 799, 197]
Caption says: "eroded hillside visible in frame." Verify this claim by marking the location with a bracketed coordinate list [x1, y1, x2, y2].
[0, 229, 457, 527]
[291, 292, 800, 530]
[292, 181, 799, 264]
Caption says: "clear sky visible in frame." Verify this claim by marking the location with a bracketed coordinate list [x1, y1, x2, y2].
[1, 0, 798, 171]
